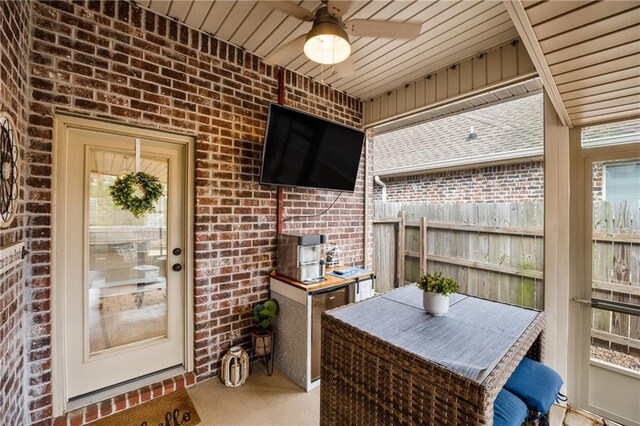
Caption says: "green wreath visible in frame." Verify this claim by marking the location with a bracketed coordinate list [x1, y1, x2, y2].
[109, 172, 164, 218]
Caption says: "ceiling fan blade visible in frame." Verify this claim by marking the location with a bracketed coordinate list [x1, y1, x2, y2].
[268, 1, 315, 22]
[263, 35, 306, 66]
[345, 20, 422, 39]
[332, 56, 355, 76]
[314, 58, 354, 84]
[326, 0, 353, 18]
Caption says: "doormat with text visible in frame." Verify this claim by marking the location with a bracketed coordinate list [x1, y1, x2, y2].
[92, 388, 201, 426]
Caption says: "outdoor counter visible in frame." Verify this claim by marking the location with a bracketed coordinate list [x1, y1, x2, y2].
[270, 269, 375, 293]
[270, 269, 375, 391]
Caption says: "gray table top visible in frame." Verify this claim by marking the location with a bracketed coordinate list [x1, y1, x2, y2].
[327, 285, 540, 384]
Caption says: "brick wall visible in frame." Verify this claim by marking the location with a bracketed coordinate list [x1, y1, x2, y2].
[281, 75, 365, 263]
[23, 0, 363, 424]
[373, 161, 544, 203]
[592, 164, 604, 201]
[0, 1, 30, 425]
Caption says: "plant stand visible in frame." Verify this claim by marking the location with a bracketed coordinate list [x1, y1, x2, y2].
[250, 332, 275, 376]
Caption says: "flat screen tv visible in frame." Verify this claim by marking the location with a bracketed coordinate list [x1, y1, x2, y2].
[260, 103, 365, 192]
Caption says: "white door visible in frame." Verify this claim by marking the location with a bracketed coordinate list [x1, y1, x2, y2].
[56, 116, 193, 400]
[579, 128, 640, 425]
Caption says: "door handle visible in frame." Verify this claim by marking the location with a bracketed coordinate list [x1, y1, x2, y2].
[572, 298, 592, 306]
[172, 263, 183, 272]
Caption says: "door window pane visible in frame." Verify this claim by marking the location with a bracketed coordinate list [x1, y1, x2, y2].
[88, 148, 169, 354]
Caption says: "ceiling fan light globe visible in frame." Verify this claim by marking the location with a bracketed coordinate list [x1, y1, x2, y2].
[304, 21, 351, 64]
[304, 35, 351, 64]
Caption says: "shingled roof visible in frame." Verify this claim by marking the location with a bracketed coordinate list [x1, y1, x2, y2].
[374, 93, 544, 176]
[582, 118, 640, 147]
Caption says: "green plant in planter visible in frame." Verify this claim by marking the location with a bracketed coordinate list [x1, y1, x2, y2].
[417, 272, 459, 296]
[252, 298, 280, 333]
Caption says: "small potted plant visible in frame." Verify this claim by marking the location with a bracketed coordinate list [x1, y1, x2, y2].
[251, 298, 280, 357]
[417, 272, 459, 316]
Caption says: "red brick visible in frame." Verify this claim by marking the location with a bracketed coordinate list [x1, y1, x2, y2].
[85, 405, 99, 422]
[174, 376, 185, 390]
[126, 391, 140, 407]
[99, 401, 113, 417]
[151, 383, 164, 398]
[113, 394, 127, 411]
[53, 415, 67, 426]
[68, 410, 83, 426]
[140, 387, 152, 402]
[162, 378, 176, 393]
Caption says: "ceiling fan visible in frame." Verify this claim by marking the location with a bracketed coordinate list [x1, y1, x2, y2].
[264, 0, 422, 68]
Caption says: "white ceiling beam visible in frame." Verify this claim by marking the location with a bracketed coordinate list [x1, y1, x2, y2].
[503, 0, 572, 127]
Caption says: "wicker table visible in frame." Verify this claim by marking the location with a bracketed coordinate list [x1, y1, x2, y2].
[321, 285, 544, 425]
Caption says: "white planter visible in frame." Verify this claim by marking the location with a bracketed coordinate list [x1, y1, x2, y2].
[423, 292, 449, 316]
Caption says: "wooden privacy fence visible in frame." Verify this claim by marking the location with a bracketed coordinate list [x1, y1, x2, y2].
[373, 200, 640, 356]
[373, 201, 544, 309]
[591, 200, 640, 356]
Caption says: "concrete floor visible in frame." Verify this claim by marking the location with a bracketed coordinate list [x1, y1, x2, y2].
[187, 365, 319, 426]
[187, 366, 606, 426]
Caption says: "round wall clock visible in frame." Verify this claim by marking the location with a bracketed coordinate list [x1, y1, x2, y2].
[0, 113, 19, 228]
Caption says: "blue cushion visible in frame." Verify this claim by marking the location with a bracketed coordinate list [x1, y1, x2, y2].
[494, 389, 529, 426]
[504, 357, 563, 415]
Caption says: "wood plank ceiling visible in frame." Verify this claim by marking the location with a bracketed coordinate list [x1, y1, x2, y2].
[505, 0, 640, 127]
[136, 0, 519, 101]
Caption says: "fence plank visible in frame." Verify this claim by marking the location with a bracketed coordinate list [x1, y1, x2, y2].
[373, 223, 396, 294]
[593, 245, 614, 336]
[611, 201, 632, 351]
[420, 217, 428, 276]
[593, 280, 640, 296]
[630, 243, 640, 342]
[405, 220, 421, 284]
[373, 217, 402, 224]
[428, 254, 543, 279]
[593, 233, 640, 244]
[591, 330, 640, 351]
[397, 211, 406, 286]
[497, 204, 513, 304]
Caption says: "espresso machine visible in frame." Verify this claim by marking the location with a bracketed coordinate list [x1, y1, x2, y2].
[276, 233, 327, 283]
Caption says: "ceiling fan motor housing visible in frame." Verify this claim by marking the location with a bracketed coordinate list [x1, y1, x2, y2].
[304, 6, 351, 64]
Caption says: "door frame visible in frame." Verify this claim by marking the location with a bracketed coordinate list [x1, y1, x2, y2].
[52, 114, 195, 416]
[572, 125, 640, 423]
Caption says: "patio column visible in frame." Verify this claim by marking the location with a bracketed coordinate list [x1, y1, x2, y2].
[543, 91, 571, 394]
